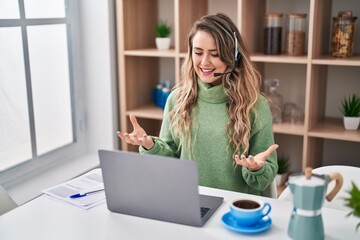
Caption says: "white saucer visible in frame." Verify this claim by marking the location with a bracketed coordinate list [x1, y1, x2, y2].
[221, 212, 272, 234]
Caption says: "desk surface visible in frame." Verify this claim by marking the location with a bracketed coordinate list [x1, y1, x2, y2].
[0, 186, 359, 240]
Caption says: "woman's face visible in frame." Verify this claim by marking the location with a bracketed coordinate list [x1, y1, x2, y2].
[192, 30, 227, 86]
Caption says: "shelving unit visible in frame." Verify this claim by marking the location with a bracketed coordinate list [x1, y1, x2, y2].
[115, 0, 360, 170]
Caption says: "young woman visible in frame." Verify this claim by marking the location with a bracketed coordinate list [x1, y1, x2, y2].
[118, 13, 279, 196]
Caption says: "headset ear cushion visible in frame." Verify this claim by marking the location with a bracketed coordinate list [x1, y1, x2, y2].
[235, 52, 241, 63]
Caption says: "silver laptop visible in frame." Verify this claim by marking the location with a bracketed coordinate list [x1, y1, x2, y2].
[99, 149, 223, 227]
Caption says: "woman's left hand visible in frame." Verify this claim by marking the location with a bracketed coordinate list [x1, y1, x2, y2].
[234, 144, 279, 171]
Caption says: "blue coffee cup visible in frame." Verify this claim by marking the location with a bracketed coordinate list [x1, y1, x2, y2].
[230, 198, 271, 227]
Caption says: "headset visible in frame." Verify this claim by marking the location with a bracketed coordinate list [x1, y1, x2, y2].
[213, 31, 241, 77]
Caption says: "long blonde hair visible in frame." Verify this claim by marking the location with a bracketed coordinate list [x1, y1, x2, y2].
[169, 13, 261, 158]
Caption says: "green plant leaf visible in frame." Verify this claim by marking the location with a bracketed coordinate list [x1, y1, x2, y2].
[339, 94, 360, 117]
[154, 21, 171, 38]
[277, 153, 290, 174]
[344, 181, 360, 231]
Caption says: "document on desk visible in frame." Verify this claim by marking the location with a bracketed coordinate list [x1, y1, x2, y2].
[42, 168, 105, 210]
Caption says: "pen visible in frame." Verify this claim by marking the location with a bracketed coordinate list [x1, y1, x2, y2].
[69, 189, 104, 199]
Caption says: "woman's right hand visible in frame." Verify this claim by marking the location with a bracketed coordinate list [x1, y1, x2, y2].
[117, 114, 155, 150]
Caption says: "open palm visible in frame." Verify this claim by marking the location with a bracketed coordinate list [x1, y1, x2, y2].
[234, 144, 279, 171]
[117, 114, 155, 150]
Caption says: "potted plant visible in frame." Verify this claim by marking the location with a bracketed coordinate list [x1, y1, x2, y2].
[339, 93, 360, 130]
[276, 153, 290, 187]
[344, 182, 360, 231]
[155, 20, 172, 50]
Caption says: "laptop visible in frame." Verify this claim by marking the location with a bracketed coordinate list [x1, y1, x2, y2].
[98, 149, 223, 227]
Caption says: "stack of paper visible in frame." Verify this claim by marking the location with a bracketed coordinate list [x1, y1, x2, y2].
[42, 168, 106, 209]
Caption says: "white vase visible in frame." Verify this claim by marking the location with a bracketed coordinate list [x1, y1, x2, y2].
[276, 173, 288, 187]
[343, 116, 360, 130]
[155, 37, 171, 50]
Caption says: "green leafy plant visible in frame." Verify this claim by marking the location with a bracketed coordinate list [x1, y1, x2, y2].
[155, 21, 171, 38]
[277, 153, 290, 174]
[339, 94, 360, 117]
[344, 182, 360, 231]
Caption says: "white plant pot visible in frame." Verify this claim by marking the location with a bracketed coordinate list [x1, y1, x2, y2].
[155, 37, 171, 50]
[343, 116, 360, 130]
[276, 173, 288, 187]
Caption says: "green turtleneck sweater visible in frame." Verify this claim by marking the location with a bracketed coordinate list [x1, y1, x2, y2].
[140, 79, 278, 196]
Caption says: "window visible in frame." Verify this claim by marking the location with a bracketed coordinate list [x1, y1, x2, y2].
[0, 0, 84, 180]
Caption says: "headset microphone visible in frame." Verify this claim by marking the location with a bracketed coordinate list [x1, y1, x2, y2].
[213, 70, 234, 77]
[213, 31, 241, 77]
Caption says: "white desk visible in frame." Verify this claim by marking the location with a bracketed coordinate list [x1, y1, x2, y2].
[0, 186, 359, 240]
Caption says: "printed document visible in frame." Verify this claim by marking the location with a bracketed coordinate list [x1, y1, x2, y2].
[42, 168, 105, 209]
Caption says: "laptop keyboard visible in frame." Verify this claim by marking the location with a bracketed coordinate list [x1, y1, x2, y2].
[200, 207, 210, 218]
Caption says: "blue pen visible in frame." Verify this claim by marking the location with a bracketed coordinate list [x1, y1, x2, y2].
[69, 189, 104, 199]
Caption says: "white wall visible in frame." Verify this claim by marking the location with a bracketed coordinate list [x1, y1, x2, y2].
[79, 0, 119, 154]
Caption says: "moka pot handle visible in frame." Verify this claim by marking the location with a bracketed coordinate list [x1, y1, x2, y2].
[325, 172, 343, 201]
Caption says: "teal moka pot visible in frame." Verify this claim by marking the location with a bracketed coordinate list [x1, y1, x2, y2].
[287, 167, 343, 240]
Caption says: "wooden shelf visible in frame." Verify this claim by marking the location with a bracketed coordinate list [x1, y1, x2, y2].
[124, 49, 176, 58]
[179, 52, 187, 58]
[250, 53, 308, 64]
[116, 0, 360, 168]
[126, 105, 164, 120]
[312, 56, 360, 66]
[309, 118, 360, 143]
[273, 123, 305, 136]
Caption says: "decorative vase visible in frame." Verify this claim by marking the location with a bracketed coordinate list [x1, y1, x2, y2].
[155, 37, 171, 50]
[343, 116, 360, 130]
[276, 173, 288, 187]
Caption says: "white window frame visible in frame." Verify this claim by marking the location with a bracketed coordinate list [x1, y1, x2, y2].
[0, 0, 118, 202]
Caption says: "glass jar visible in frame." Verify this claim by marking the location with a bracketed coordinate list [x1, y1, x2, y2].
[268, 86, 283, 123]
[264, 13, 283, 55]
[282, 102, 297, 123]
[265, 79, 283, 123]
[286, 13, 307, 56]
[283, 102, 304, 125]
[331, 11, 357, 57]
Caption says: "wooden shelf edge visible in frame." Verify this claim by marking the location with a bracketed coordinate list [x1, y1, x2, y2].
[312, 56, 360, 66]
[126, 105, 164, 120]
[179, 52, 187, 58]
[308, 118, 360, 142]
[250, 53, 308, 64]
[250, 54, 360, 66]
[124, 49, 176, 58]
[273, 123, 305, 136]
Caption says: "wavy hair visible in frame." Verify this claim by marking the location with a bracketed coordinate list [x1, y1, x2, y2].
[169, 13, 261, 159]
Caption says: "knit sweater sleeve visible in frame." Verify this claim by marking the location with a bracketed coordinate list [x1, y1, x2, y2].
[139, 91, 180, 158]
[241, 95, 279, 191]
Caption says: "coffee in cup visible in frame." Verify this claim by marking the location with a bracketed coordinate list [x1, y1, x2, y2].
[230, 198, 271, 227]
